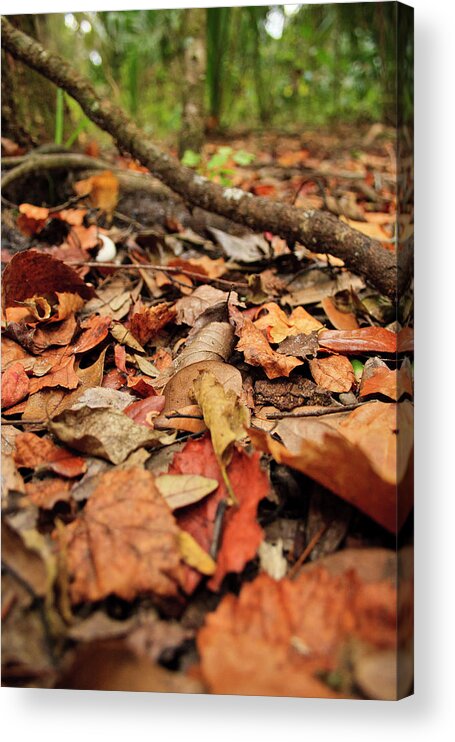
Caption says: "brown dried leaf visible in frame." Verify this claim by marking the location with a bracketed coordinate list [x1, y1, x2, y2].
[250, 401, 413, 532]
[55, 468, 182, 602]
[175, 285, 228, 326]
[309, 355, 355, 393]
[74, 170, 119, 218]
[25, 478, 72, 509]
[49, 406, 161, 464]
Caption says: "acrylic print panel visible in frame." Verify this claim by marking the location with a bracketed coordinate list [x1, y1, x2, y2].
[1, 2, 413, 700]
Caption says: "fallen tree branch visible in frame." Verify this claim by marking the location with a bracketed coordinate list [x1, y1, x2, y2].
[1, 16, 407, 299]
[1, 151, 173, 200]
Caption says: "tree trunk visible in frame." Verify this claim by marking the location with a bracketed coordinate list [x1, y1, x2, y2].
[179, 8, 206, 157]
[1, 15, 56, 146]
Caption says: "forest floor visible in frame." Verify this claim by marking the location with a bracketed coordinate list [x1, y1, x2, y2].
[1, 126, 413, 699]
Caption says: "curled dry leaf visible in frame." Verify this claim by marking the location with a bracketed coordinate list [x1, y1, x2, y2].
[14, 432, 87, 478]
[197, 567, 397, 698]
[55, 469, 182, 603]
[318, 327, 397, 354]
[11, 314, 78, 354]
[175, 285, 229, 326]
[1, 362, 30, 409]
[230, 306, 302, 379]
[254, 302, 323, 343]
[49, 406, 162, 464]
[70, 315, 111, 354]
[74, 170, 119, 218]
[164, 360, 242, 412]
[155, 474, 219, 510]
[250, 401, 413, 532]
[110, 322, 145, 352]
[321, 296, 359, 330]
[174, 321, 234, 371]
[124, 395, 166, 426]
[129, 303, 176, 346]
[2, 250, 95, 308]
[169, 435, 269, 592]
[309, 355, 355, 393]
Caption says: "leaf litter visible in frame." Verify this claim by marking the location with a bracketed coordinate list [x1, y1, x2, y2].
[1, 129, 412, 699]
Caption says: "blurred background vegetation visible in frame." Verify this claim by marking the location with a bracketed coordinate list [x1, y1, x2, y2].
[3, 3, 406, 149]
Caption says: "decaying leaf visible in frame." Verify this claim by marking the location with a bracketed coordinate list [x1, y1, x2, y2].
[129, 302, 176, 346]
[74, 170, 119, 218]
[48, 406, 161, 464]
[55, 468, 182, 602]
[164, 360, 242, 412]
[309, 355, 355, 393]
[1, 362, 30, 409]
[174, 321, 234, 371]
[250, 401, 413, 532]
[155, 474, 219, 510]
[2, 250, 95, 307]
[14, 432, 87, 478]
[230, 306, 303, 379]
[175, 285, 229, 326]
[178, 531, 216, 575]
[208, 227, 269, 262]
[192, 371, 249, 499]
[254, 302, 323, 343]
[169, 435, 269, 592]
[197, 567, 398, 698]
[321, 296, 359, 330]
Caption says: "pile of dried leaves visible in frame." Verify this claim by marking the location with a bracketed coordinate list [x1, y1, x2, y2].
[1, 132, 413, 699]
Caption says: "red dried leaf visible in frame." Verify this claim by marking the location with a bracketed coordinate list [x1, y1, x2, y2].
[14, 432, 87, 478]
[169, 435, 269, 592]
[359, 366, 413, 401]
[124, 395, 165, 426]
[1, 362, 30, 409]
[318, 328, 397, 354]
[2, 250, 95, 307]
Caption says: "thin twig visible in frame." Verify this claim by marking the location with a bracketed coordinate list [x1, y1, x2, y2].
[66, 260, 249, 290]
[265, 402, 367, 420]
[288, 524, 328, 579]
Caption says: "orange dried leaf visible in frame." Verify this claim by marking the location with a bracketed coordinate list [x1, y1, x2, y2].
[14, 432, 87, 478]
[74, 170, 119, 217]
[55, 468, 182, 603]
[129, 303, 176, 346]
[25, 478, 72, 509]
[197, 567, 397, 698]
[309, 355, 355, 393]
[321, 297, 359, 330]
[254, 302, 323, 343]
[231, 306, 302, 379]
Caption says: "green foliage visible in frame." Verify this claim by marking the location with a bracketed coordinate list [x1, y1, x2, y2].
[45, 3, 399, 143]
[54, 89, 64, 146]
[182, 145, 255, 187]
